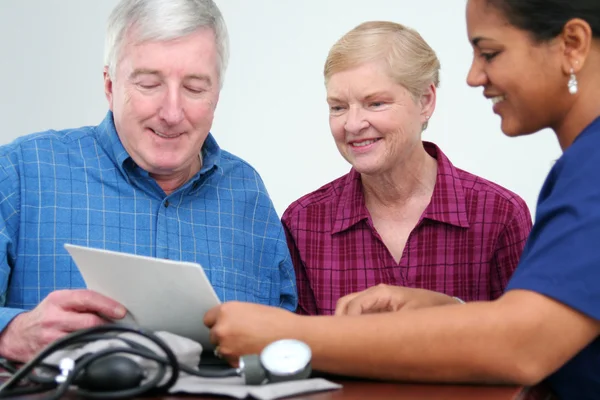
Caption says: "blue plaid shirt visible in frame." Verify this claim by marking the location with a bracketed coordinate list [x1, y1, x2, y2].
[0, 112, 297, 330]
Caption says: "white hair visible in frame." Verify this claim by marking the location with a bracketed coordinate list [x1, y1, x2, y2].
[104, 0, 230, 88]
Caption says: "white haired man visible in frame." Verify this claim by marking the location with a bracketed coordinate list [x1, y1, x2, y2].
[0, 0, 297, 362]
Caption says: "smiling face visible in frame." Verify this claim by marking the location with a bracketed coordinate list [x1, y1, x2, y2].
[104, 27, 220, 185]
[326, 61, 434, 176]
[465, 0, 571, 137]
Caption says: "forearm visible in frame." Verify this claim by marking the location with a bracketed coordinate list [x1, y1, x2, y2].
[291, 294, 584, 385]
[294, 303, 520, 383]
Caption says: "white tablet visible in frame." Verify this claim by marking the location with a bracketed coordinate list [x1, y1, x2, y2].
[64, 244, 221, 350]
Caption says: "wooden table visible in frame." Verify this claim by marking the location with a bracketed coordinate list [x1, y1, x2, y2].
[296, 379, 527, 400]
[14, 378, 528, 399]
[159, 379, 528, 400]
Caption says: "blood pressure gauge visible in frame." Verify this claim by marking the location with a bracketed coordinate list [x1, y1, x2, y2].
[239, 339, 312, 385]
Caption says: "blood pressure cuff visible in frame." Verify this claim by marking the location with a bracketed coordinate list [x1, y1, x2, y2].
[42, 331, 342, 400]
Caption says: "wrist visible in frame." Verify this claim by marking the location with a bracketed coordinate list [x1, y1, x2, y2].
[0, 313, 28, 361]
[0, 325, 17, 360]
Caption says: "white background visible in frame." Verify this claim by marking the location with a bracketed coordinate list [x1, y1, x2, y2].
[0, 1, 562, 216]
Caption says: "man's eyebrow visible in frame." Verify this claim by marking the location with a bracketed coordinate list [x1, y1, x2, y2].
[128, 70, 213, 86]
[326, 95, 343, 103]
[129, 68, 161, 79]
[186, 74, 213, 86]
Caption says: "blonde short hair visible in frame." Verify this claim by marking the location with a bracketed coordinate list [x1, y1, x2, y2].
[324, 21, 440, 99]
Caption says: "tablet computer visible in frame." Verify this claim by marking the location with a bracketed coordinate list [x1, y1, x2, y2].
[64, 244, 221, 350]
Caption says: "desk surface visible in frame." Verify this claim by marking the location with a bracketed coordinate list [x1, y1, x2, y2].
[17, 379, 525, 400]
[166, 380, 525, 400]
[297, 380, 526, 400]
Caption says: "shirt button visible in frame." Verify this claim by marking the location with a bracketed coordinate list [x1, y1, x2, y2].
[164, 200, 170, 208]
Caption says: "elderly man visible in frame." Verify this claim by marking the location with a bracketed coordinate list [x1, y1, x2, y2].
[0, 0, 296, 361]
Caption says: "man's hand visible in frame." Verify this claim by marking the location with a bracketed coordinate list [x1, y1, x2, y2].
[0, 289, 126, 361]
[204, 301, 299, 363]
[334, 284, 462, 316]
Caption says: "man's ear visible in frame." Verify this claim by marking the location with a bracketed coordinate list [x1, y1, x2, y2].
[559, 18, 593, 74]
[104, 66, 114, 111]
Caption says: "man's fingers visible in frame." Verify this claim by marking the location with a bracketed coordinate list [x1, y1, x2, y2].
[50, 290, 126, 319]
[54, 310, 108, 333]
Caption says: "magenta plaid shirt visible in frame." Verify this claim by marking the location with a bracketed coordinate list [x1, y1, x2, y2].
[282, 142, 532, 315]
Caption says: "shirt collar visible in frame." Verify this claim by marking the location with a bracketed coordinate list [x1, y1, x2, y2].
[421, 142, 470, 228]
[331, 169, 368, 234]
[96, 111, 131, 177]
[332, 141, 470, 234]
[199, 133, 222, 175]
[95, 111, 222, 180]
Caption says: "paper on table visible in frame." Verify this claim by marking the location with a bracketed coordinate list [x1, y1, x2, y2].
[64, 244, 221, 349]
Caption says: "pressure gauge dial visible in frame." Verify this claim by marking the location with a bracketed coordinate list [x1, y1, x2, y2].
[260, 339, 312, 383]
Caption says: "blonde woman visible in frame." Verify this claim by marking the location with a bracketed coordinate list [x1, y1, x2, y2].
[281, 21, 532, 315]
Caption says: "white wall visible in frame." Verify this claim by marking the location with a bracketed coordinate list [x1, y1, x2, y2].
[0, 0, 562, 216]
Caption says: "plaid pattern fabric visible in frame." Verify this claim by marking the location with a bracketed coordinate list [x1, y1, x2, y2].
[0, 112, 297, 329]
[282, 142, 531, 315]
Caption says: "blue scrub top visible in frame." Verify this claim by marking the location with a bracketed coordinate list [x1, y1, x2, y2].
[506, 116, 600, 400]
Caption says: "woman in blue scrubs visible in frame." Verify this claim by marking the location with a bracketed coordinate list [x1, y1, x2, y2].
[464, 0, 600, 398]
